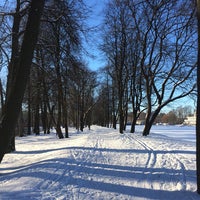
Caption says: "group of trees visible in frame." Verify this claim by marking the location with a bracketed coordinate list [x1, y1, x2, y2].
[0, 0, 199, 195]
[100, 0, 197, 135]
[155, 106, 193, 125]
[0, 0, 45, 162]
[0, 0, 98, 161]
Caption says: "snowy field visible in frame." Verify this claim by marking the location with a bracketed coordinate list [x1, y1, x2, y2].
[0, 125, 199, 200]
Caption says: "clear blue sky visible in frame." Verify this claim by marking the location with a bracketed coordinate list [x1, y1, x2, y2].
[84, 0, 108, 71]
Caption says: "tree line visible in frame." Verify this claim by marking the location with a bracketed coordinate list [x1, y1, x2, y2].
[0, 0, 98, 162]
[100, 0, 197, 135]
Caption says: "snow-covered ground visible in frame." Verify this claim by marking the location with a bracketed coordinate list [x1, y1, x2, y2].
[0, 125, 199, 200]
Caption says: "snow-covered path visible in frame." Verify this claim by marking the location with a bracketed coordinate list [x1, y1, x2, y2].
[0, 125, 198, 200]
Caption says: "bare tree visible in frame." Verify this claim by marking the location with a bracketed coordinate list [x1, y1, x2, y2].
[102, 0, 133, 133]
[196, 0, 200, 194]
[68, 62, 97, 131]
[101, 0, 196, 135]
[0, 0, 45, 163]
[0, 0, 28, 152]
[127, 0, 197, 136]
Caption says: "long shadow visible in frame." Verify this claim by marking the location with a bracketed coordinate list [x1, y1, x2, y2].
[1, 146, 195, 174]
[70, 177, 197, 200]
[0, 143, 197, 199]
[1, 176, 197, 200]
[14, 146, 195, 155]
[0, 155, 196, 183]
[0, 157, 197, 200]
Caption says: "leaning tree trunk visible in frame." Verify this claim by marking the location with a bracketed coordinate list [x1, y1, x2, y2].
[143, 107, 162, 136]
[4, 0, 21, 153]
[143, 107, 152, 136]
[0, 0, 45, 163]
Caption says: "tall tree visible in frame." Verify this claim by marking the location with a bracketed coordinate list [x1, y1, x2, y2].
[0, 0, 45, 163]
[32, 0, 85, 138]
[196, 0, 200, 194]
[3, 0, 22, 152]
[102, 0, 196, 135]
[127, 0, 197, 136]
[102, 0, 132, 133]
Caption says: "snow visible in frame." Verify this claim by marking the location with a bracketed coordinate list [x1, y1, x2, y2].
[0, 125, 199, 200]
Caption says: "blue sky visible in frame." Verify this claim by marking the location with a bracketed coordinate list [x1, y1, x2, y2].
[84, 0, 108, 71]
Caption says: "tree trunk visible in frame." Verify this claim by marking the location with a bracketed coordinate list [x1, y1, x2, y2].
[80, 116, 84, 132]
[63, 88, 69, 138]
[17, 108, 24, 137]
[80, 96, 85, 132]
[33, 82, 40, 135]
[55, 24, 64, 139]
[40, 74, 48, 134]
[112, 114, 117, 129]
[119, 107, 124, 134]
[27, 79, 32, 135]
[0, 0, 45, 163]
[64, 119, 69, 138]
[123, 105, 128, 131]
[196, 0, 200, 194]
[143, 107, 152, 136]
[42, 75, 52, 134]
[41, 102, 47, 134]
[130, 109, 137, 133]
[142, 121, 152, 136]
[34, 102, 40, 135]
[143, 107, 162, 136]
[0, 79, 4, 114]
[47, 105, 55, 134]
[4, 0, 21, 153]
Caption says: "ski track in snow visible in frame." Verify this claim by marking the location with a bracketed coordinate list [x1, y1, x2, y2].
[0, 125, 199, 200]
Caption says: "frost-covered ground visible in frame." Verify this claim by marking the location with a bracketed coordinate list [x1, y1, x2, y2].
[0, 125, 199, 200]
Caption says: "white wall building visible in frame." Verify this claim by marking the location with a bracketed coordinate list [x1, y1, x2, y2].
[184, 113, 196, 125]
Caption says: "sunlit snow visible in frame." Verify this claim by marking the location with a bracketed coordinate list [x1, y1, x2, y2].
[0, 125, 198, 200]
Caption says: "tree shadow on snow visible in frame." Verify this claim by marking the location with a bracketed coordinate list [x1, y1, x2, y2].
[14, 146, 195, 155]
[0, 146, 197, 199]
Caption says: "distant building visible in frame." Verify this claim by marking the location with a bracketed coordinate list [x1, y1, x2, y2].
[127, 112, 146, 125]
[184, 113, 196, 125]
